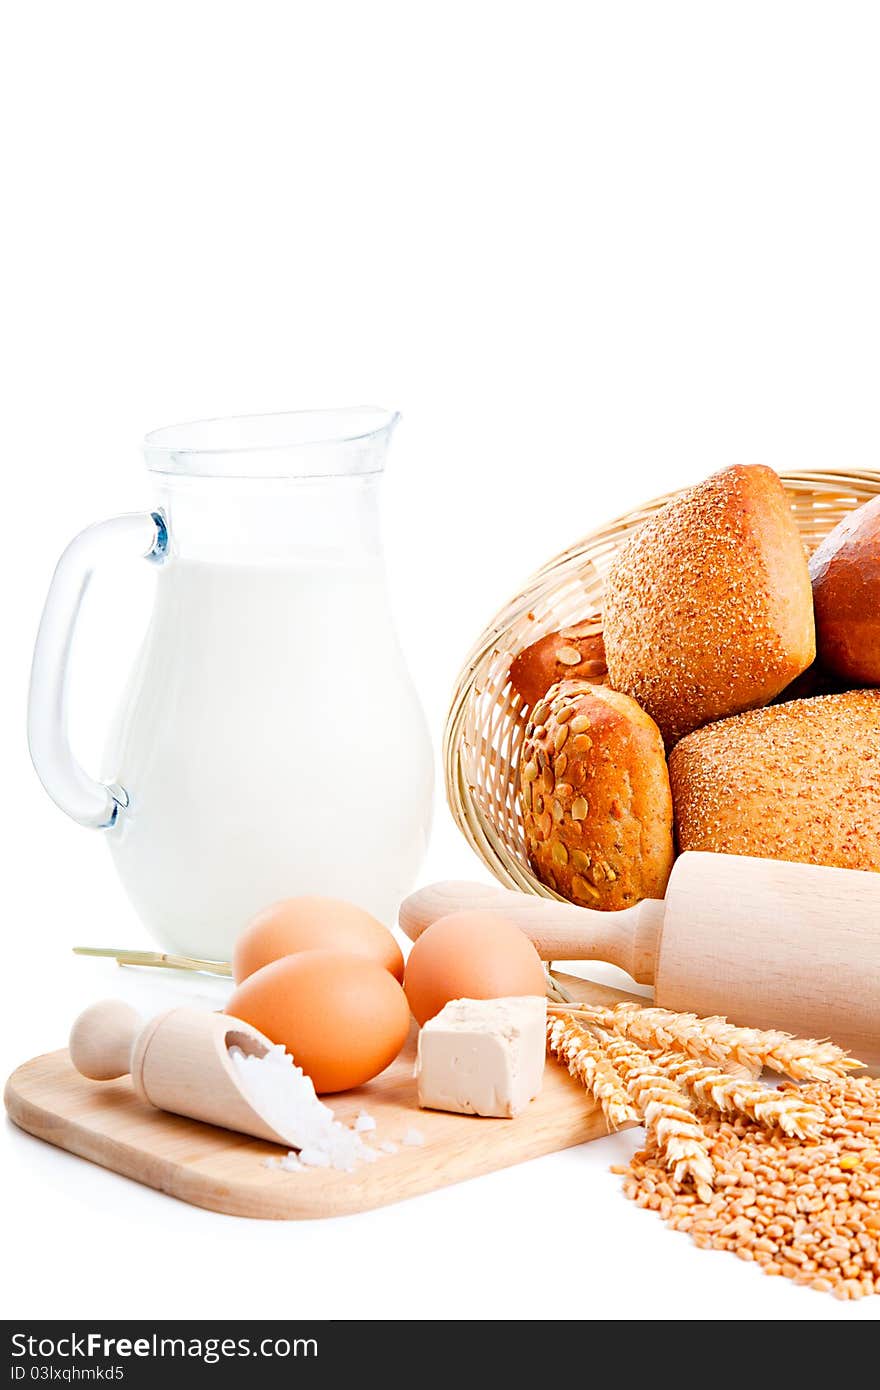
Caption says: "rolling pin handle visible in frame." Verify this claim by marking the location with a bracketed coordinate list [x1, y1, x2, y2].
[398, 880, 665, 985]
[69, 999, 142, 1080]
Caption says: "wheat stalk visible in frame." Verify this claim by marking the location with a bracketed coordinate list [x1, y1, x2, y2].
[544, 970, 577, 1005]
[73, 946, 232, 977]
[589, 1029, 715, 1200]
[546, 1015, 637, 1130]
[547, 1000, 861, 1081]
[654, 1053, 824, 1139]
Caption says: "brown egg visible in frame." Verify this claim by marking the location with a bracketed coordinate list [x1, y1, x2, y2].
[226, 948, 410, 1093]
[232, 896, 404, 984]
[403, 910, 546, 1026]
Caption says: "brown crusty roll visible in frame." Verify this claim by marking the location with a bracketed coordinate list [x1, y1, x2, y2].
[603, 465, 816, 745]
[669, 689, 880, 873]
[809, 494, 880, 686]
[509, 618, 607, 710]
[519, 681, 674, 911]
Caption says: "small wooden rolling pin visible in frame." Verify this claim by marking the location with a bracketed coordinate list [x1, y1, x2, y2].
[69, 1002, 292, 1145]
[400, 851, 880, 1069]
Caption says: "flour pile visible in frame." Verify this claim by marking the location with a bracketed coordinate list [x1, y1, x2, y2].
[229, 1043, 373, 1172]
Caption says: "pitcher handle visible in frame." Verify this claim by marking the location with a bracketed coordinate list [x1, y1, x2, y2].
[27, 511, 168, 829]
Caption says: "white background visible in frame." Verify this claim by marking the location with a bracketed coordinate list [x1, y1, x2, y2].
[2, 0, 879, 1322]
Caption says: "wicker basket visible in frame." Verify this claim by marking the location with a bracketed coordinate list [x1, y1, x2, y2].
[444, 469, 880, 899]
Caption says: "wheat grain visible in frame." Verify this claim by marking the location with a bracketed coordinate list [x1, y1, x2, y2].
[622, 1076, 880, 1299]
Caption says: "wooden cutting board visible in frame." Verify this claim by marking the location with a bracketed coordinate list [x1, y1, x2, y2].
[4, 975, 641, 1220]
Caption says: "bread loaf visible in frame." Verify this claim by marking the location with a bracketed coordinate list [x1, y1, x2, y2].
[603, 465, 815, 745]
[509, 619, 607, 710]
[809, 494, 880, 685]
[520, 681, 674, 910]
[669, 689, 880, 872]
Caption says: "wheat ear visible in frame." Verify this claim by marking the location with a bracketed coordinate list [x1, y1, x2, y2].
[547, 1001, 861, 1081]
[546, 1016, 637, 1130]
[589, 1029, 715, 1200]
[653, 1053, 824, 1139]
[623, 1004, 862, 1081]
[730, 1029, 864, 1083]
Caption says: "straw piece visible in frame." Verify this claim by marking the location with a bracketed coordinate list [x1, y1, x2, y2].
[73, 946, 232, 977]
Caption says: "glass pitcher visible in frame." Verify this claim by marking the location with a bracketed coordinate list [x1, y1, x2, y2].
[28, 408, 434, 959]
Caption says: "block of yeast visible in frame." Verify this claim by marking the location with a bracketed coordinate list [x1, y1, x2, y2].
[416, 996, 546, 1118]
[603, 465, 815, 745]
[668, 689, 880, 872]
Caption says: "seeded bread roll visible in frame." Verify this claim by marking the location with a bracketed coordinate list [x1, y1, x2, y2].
[509, 619, 607, 710]
[669, 689, 880, 872]
[809, 494, 880, 685]
[519, 681, 674, 911]
[603, 465, 816, 746]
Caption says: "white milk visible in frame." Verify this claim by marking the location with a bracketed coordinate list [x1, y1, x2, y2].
[103, 558, 433, 958]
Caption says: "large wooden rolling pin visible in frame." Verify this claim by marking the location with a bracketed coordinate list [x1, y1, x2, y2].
[400, 852, 880, 1068]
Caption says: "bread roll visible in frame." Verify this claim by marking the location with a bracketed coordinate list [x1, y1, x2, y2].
[509, 619, 607, 710]
[520, 681, 674, 911]
[669, 689, 880, 872]
[603, 465, 815, 745]
[809, 494, 880, 685]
